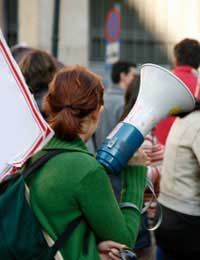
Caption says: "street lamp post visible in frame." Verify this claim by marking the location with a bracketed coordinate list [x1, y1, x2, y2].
[52, 0, 60, 58]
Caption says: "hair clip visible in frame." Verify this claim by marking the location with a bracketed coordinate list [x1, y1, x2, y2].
[64, 104, 72, 109]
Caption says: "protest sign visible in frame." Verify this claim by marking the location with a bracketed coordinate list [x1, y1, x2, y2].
[0, 31, 54, 180]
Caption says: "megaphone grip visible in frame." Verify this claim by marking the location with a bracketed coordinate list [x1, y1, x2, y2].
[96, 122, 144, 173]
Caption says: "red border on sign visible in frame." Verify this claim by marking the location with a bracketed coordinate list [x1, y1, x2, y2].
[105, 8, 121, 43]
[0, 41, 46, 132]
[0, 39, 53, 169]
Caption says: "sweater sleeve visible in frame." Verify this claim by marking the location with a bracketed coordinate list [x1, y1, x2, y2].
[75, 164, 147, 247]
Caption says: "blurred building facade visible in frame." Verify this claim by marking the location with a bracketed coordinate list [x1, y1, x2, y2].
[0, 0, 200, 79]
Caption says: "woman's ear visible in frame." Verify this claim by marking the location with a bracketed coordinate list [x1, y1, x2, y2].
[91, 105, 104, 122]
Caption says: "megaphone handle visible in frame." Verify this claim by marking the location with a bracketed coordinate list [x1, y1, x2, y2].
[195, 99, 200, 110]
[174, 99, 200, 118]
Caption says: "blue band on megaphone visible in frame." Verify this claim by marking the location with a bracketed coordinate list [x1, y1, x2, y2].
[96, 122, 144, 173]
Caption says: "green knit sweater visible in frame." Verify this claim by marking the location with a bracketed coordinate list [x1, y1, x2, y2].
[28, 136, 147, 260]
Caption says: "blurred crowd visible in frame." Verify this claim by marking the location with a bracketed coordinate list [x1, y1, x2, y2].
[9, 37, 200, 260]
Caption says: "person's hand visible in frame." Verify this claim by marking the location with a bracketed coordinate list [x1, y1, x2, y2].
[98, 240, 125, 260]
[128, 148, 150, 166]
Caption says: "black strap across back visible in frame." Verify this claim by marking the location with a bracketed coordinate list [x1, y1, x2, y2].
[22, 148, 83, 255]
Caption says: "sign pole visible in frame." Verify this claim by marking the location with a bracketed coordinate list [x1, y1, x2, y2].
[105, 5, 121, 69]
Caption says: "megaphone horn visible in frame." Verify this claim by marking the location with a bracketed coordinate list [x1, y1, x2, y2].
[96, 63, 195, 173]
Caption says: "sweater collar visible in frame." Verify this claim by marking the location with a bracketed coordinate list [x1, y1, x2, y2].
[107, 84, 125, 94]
[44, 136, 93, 156]
[173, 65, 195, 73]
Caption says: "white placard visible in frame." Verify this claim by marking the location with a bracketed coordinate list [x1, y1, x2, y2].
[0, 31, 54, 180]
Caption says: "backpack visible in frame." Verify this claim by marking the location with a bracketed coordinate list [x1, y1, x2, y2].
[0, 149, 83, 259]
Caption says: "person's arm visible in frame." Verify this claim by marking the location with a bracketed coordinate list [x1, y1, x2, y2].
[75, 164, 147, 248]
[191, 129, 200, 165]
[141, 133, 164, 184]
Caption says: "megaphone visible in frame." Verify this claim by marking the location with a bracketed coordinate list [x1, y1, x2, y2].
[96, 63, 195, 173]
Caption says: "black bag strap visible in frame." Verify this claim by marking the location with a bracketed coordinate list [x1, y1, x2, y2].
[22, 148, 86, 255]
[22, 149, 69, 179]
[51, 216, 83, 255]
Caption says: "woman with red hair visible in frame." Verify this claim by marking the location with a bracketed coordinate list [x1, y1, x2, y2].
[27, 66, 147, 260]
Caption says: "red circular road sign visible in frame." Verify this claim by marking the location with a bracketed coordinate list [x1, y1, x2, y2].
[105, 8, 121, 43]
